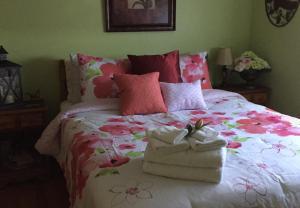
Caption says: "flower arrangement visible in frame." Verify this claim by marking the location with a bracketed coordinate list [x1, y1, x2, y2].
[234, 51, 271, 72]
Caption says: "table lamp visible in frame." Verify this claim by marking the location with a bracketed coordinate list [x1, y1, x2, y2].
[216, 48, 233, 87]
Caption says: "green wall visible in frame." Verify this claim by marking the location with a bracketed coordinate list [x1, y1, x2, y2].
[251, 0, 300, 117]
[0, 0, 253, 118]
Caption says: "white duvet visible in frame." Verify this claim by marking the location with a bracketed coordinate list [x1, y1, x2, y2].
[36, 90, 300, 208]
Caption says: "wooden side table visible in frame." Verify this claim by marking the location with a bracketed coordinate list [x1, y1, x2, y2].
[0, 104, 53, 188]
[0, 106, 47, 132]
[218, 85, 271, 106]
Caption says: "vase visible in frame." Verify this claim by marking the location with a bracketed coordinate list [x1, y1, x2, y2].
[240, 69, 260, 89]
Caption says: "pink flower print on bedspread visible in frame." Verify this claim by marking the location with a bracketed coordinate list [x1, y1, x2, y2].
[227, 141, 242, 149]
[237, 119, 268, 134]
[190, 115, 232, 125]
[269, 123, 300, 137]
[260, 141, 297, 157]
[107, 118, 145, 126]
[70, 132, 129, 206]
[213, 112, 227, 116]
[130, 126, 146, 134]
[221, 131, 237, 137]
[99, 124, 145, 136]
[110, 181, 153, 207]
[246, 111, 284, 125]
[190, 110, 206, 115]
[233, 177, 267, 206]
[247, 163, 282, 183]
[156, 120, 187, 129]
[237, 111, 300, 136]
[118, 143, 136, 150]
[107, 118, 126, 123]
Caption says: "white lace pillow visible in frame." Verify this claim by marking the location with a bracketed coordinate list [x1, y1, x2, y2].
[160, 80, 207, 112]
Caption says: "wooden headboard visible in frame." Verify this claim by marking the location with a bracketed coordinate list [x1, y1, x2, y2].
[59, 60, 68, 102]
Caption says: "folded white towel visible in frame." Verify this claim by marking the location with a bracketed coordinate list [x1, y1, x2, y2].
[189, 136, 227, 152]
[194, 126, 219, 138]
[146, 125, 226, 154]
[144, 145, 226, 168]
[149, 126, 189, 144]
[146, 127, 190, 155]
[143, 161, 222, 183]
[147, 136, 190, 155]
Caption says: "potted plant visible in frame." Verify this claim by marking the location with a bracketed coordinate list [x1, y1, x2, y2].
[234, 51, 271, 89]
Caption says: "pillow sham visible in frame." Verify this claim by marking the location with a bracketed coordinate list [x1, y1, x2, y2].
[160, 80, 207, 112]
[65, 57, 81, 103]
[114, 72, 167, 116]
[180, 52, 212, 89]
[128, 50, 181, 83]
[76, 53, 130, 102]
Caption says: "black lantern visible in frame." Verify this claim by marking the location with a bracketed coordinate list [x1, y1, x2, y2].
[0, 46, 23, 106]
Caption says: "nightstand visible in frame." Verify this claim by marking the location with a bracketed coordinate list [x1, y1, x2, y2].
[218, 85, 270, 106]
[0, 104, 52, 188]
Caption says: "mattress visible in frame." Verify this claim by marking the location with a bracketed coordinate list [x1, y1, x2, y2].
[36, 90, 300, 208]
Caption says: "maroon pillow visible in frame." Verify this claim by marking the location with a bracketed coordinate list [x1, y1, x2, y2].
[128, 50, 181, 83]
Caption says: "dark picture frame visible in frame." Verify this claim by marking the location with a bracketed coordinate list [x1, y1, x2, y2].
[105, 0, 176, 32]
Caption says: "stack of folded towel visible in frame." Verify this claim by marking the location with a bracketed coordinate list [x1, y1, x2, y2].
[143, 126, 227, 183]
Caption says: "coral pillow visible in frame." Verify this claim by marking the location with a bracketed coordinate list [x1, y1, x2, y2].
[114, 72, 167, 116]
[160, 80, 207, 112]
[180, 52, 212, 89]
[77, 53, 130, 102]
[128, 50, 181, 83]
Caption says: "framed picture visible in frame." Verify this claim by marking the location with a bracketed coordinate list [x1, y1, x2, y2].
[265, 0, 299, 27]
[105, 0, 176, 32]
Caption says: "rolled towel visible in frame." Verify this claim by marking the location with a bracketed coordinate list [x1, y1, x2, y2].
[189, 135, 227, 152]
[143, 161, 222, 183]
[149, 126, 189, 144]
[147, 136, 190, 155]
[144, 145, 226, 168]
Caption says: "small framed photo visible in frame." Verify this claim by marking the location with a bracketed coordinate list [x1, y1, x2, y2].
[105, 0, 176, 32]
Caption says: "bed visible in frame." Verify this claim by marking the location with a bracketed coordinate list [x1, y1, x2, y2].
[36, 59, 300, 208]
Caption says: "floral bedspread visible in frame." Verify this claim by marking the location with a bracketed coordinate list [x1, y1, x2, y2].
[36, 90, 300, 208]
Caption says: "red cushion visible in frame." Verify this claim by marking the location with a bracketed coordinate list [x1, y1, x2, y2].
[128, 50, 181, 83]
[114, 72, 167, 116]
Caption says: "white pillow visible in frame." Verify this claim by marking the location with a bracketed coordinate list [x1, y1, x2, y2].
[160, 80, 207, 112]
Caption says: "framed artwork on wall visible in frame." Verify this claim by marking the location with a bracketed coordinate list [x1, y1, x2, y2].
[105, 0, 176, 32]
[265, 0, 299, 27]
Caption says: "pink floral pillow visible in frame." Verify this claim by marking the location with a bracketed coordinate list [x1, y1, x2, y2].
[77, 53, 130, 102]
[160, 80, 207, 112]
[180, 52, 212, 89]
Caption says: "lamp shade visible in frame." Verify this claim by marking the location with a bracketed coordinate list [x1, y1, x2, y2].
[216, 48, 233, 66]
